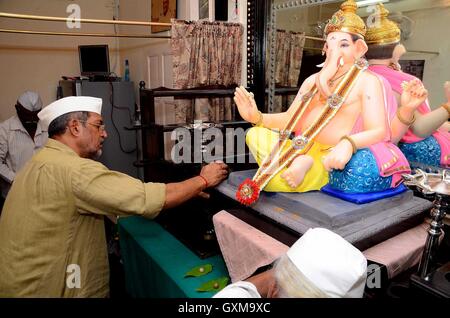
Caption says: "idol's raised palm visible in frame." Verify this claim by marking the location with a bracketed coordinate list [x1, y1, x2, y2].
[233, 86, 259, 124]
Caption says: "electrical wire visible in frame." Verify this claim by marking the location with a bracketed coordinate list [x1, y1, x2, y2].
[108, 81, 136, 154]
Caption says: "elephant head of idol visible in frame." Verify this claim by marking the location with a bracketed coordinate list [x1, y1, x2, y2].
[316, 0, 368, 97]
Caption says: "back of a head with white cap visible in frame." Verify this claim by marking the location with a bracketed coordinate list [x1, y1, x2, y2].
[213, 281, 262, 298]
[17, 91, 43, 112]
[284, 228, 367, 298]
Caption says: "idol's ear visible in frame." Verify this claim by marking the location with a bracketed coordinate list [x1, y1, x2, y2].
[321, 42, 328, 56]
[392, 43, 406, 61]
[354, 38, 368, 59]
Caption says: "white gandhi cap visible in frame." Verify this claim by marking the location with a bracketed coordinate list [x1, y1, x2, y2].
[17, 91, 43, 111]
[286, 228, 367, 298]
[213, 281, 261, 298]
[38, 96, 102, 130]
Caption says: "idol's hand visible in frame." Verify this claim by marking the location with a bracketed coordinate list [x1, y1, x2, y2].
[401, 79, 428, 110]
[233, 86, 260, 124]
[322, 139, 353, 172]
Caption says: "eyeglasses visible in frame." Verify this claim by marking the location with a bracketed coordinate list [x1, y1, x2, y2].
[79, 120, 106, 132]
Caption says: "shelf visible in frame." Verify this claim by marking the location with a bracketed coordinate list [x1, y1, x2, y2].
[134, 153, 253, 167]
[140, 85, 239, 98]
[126, 120, 251, 132]
[265, 86, 300, 95]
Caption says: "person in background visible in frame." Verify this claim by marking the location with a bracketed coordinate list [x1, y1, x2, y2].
[0, 91, 48, 200]
[214, 228, 367, 298]
[0, 96, 228, 297]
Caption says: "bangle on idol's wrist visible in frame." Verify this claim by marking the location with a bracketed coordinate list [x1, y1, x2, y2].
[340, 135, 357, 154]
[441, 103, 450, 117]
[252, 110, 263, 127]
[397, 107, 416, 126]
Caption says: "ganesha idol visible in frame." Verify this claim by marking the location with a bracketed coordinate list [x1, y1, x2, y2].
[365, 3, 450, 169]
[233, 0, 428, 205]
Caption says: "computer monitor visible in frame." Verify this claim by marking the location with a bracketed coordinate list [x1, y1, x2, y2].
[78, 44, 110, 77]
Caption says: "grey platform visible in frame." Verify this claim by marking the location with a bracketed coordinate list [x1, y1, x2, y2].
[217, 170, 433, 246]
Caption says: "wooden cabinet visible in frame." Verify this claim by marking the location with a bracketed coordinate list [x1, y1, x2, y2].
[136, 84, 256, 183]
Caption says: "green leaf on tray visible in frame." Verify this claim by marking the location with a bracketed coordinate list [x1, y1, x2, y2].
[184, 264, 213, 278]
[196, 276, 229, 292]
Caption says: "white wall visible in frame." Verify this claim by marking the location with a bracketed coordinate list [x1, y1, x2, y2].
[0, 0, 120, 121]
[117, 0, 172, 100]
[275, 2, 339, 34]
[400, 6, 450, 109]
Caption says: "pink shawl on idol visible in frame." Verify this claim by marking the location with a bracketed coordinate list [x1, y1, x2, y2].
[350, 71, 410, 187]
[369, 65, 449, 166]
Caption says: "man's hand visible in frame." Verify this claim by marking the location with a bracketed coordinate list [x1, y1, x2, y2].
[401, 79, 428, 110]
[233, 86, 260, 124]
[322, 139, 353, 172]
[164, 162, 228, 209]
[200, 161, 229, 188]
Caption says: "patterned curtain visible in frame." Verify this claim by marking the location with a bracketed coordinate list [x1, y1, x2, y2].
[267, 30, 306, 113]
[171, 20, 244, 124]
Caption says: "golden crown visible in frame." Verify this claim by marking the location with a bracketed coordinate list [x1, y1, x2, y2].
[324, 0, 366, 38]
[365, 3, 401, 45]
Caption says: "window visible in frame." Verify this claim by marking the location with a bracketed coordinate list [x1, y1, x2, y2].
[197, 0, 228, 21]
[199, 0, 209, 20]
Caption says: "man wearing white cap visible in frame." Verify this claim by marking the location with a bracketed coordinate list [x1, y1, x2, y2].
[0, 91, 48, 199]
[0, 96, 228, 297]
[214, 228, 367, 298]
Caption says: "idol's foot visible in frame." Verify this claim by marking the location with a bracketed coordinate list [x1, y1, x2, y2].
[280, 155, 313, 188]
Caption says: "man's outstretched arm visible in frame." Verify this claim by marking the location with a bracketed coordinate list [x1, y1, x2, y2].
[163, 162, 228, 209]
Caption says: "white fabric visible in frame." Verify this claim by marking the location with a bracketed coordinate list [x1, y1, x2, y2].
[17, 91, 42, 111]
[38, 96, 102, 130]
[286, 228, 367, 298]
[0, 115, 47, 196]
[213, 281, 261, 298]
